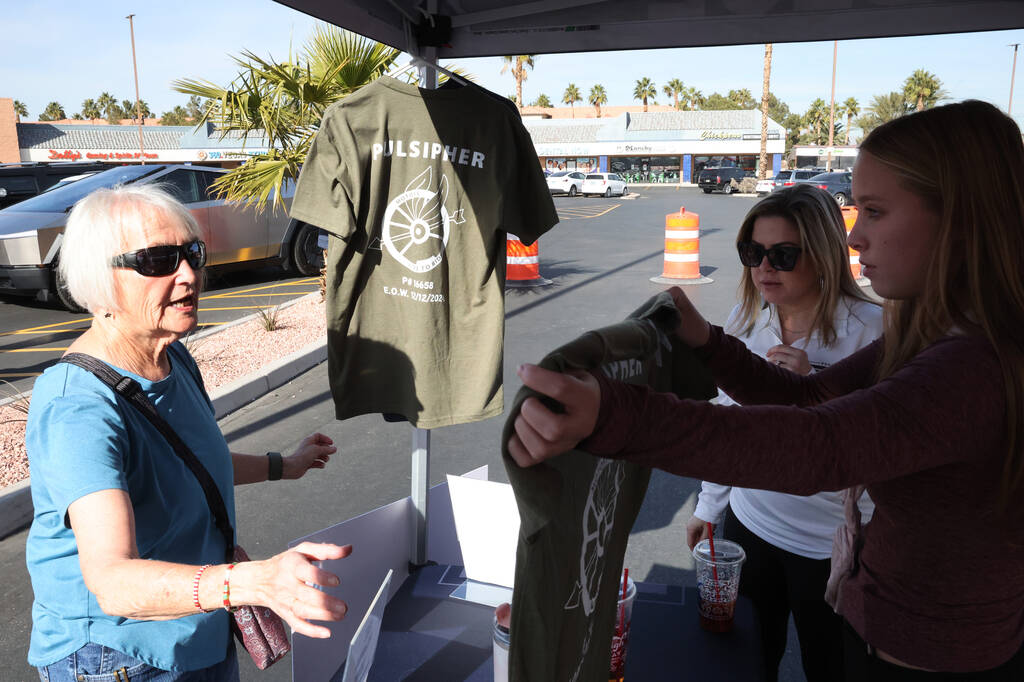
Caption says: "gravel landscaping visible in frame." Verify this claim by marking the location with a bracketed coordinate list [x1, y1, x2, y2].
[0, 295, 327, 488]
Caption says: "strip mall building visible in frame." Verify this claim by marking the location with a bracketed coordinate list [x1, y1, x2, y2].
[2, 98, 785, 181]
[521, 106, 786, 182]
[0, 99, 267, 168]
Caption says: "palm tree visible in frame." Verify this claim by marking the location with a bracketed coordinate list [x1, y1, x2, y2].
[173, 24, 400, 211]
[562, 83, 581, 118]
[681, 86, 704, 110]
[903, 69, 947, 111]
[728, 88, 757, 109]
[160, 105, 189, 126]
[589, 84, 607, 118]
[96, 92, 122, 122]
[500, 55, 535, 109]
[533, 93, 552, 107]
[663, 78, 685, 109]
[633, 78, 657, 112]
[841, 97, 859, 144]
[13, 100, 28, 120]
[38, 102, 67, 121]
[759, 44, 773, 180]
[80, 98, 102, 120]
[855, 91, 913, 136]
[805, 98, 830, 143]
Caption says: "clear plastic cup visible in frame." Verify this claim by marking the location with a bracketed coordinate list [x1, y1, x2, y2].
[692, 538, 746, 632]
[608, 575, 637, 682]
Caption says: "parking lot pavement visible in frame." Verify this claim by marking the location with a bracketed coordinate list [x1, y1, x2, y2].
[0, 270, 319, 395]
[0, 188, 810, 682]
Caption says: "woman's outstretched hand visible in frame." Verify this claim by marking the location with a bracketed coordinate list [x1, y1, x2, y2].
[667, 286, 711, 348]
[507, 365, 601, 467]
[242, 542, 353, 639]
[283, 433, 336, 480]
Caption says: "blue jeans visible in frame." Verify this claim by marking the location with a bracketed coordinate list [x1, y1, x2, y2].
[37, 642, 239, 682]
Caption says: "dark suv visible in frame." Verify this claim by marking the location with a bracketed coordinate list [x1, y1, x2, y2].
[697, 167, 751, 194]
[0, 162, 113, 210]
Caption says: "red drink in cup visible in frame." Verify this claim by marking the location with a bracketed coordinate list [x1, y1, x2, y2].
[692, 538, 746, 633]
[608, 572, 636, 682]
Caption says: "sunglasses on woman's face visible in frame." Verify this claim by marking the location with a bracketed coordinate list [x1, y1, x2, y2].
[111, 240, 207, 277]
[736, 241, 802, 272]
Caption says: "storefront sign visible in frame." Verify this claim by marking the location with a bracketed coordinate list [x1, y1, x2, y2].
[47, 149, 158, 161]
[700, 130, 743, 140]
[28, 147, 267, 163]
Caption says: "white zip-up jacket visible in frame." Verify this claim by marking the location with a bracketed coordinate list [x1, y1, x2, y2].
[693, 297, 883, 559]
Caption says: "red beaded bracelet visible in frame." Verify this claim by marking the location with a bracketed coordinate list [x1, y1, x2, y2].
[222, 562, 239, 612]
[192, 564, 212, 612]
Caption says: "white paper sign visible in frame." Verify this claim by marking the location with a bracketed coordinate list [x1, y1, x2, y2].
[446, 475, 521, 587]
[341, 569, 393, 682]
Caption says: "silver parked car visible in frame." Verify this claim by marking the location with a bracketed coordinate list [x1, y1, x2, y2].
[0, 164, 323, 310]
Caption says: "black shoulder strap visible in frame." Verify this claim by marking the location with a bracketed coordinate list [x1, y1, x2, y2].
[60, 352, 235, 562]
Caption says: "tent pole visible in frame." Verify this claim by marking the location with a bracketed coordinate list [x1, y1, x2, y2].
[410, 8, 439, 568]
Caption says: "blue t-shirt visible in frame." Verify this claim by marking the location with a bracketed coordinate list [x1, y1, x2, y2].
[25, 342, 235, 670]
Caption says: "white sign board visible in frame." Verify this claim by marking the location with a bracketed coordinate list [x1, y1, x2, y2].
[340, 569, 393, 682]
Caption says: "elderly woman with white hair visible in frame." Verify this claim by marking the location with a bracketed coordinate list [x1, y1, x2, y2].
[25, 184, 350, 681]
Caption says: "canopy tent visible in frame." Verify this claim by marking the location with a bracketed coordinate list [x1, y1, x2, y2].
[275, 0, 1024, 58]
[273, 0, 1024, 571]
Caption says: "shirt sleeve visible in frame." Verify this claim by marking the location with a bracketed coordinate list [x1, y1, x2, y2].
[290, 109, 359, 239]
[581, 333, 1004, 495]
[28, 393, 129, 526]
[501, 116, 558, 245]
[694, 481, 731, 525]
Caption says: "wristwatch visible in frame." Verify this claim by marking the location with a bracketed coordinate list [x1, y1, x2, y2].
[266, 451, 283, 481]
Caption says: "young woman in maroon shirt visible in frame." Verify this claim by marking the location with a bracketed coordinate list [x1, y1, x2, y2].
[507, 100, 1024, 679]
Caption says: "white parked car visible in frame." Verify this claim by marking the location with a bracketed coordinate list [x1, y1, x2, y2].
[755, 178, 774, 195]
[582, 172, 628, 197]
[546, 170, 586, 196]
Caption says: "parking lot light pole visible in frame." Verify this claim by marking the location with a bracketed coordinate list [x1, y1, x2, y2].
[126, 14, 145, 164]
[1010, 43, 1019, 115]
[826, 41, 837, 172]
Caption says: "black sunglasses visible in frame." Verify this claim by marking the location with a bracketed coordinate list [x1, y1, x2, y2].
[112, 239, 207, 277]
[737, 241, 802, 272]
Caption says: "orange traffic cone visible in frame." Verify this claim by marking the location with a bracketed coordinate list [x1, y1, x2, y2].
[841, 206, 869, 286]
[650, 206, 713, 285]
[506, 234, 552, 288]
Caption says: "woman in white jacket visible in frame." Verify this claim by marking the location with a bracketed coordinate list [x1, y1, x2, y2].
[686, 184, 881, 682]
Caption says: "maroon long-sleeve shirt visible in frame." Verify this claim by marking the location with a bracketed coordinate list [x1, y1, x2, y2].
[584, 325, 1024, 672]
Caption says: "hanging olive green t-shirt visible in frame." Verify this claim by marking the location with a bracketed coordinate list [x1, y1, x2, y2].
[501, 293, 716, 682]
[291, 77, 558, 428]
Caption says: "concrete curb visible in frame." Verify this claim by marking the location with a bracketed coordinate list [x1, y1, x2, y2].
[0, 293, 328, 539]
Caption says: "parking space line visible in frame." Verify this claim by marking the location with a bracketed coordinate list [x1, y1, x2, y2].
[0, 373, 42, 378]
[1, 347, 68, 353]
[559, 204, 621, 220]
[0, 318, 90, 338]
[201, 279, 319, 300]
[210, 292, 317, 300]
[0, 326, 90, 338]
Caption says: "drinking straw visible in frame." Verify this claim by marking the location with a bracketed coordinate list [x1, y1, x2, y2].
[706, 522, 721, 602]
[617, 568, 629, 636]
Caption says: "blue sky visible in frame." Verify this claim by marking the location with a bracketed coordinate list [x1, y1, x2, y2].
[3, 1, 1023, 135]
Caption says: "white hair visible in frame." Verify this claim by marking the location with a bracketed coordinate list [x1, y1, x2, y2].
[59, 183, 201, 313]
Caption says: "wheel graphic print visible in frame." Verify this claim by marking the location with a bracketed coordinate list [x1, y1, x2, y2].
[382, 187, 450, 273]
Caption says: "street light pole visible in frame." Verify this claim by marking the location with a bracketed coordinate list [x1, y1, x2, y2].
[126, 14, 145, 164]
[1010, 43, 1020, 115]
[826, 40, 838, 172]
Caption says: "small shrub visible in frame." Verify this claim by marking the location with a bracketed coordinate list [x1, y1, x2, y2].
[257, 304, 281, 331]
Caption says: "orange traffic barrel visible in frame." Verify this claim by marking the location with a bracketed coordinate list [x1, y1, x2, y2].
[841, 206, 869, 285]
[506, 234, 552, 288]
[650, 206, 713, 285]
